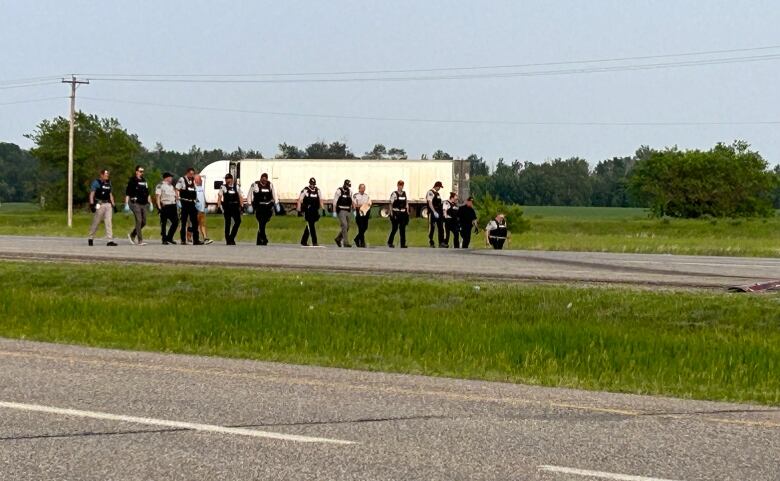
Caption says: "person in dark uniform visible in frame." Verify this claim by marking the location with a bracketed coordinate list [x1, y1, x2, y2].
[352, 183, 371, 248]
[387, 180, 409, 248]
[155, 172, 178, 244]
[176, 167, 200, 245]
[124, 165, 153, 246]
[246, 173, 279, 246]
[426, 181, 446, 247]
[485, 214, 509, 250]
[87, 168, 118, 246]
[296, 177, 324, 246]
[442, 192, 460, 248]
[217, 173, 244, 245]
[458, 196, 479, 249]
[333, 179, 353, 247]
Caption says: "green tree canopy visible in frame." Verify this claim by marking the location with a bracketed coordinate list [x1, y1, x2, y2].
[0, 142, 39, 202]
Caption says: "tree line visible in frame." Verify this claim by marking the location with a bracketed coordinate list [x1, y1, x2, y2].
[1, 112, 778, 217]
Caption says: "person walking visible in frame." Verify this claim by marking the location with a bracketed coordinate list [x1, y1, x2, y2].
[176, 168, 200, 245]
[87, 168, 117, 246]
[155, 172, 178, 244]
[188, 174, 213, 245]
[387, 180, 409, 248]
[246, 172, 279, 246]
[426, 181, 446, 247]
[352, 183, 371, 248]
[297, 177, 324, 246]
[442, 192, 460, 248]
[333, 179, 353, 247]
[458, 196, 479, 249]
[485, 213, 509, 250]
[124, 165, 153, 246]
[217, 173, 244, 245]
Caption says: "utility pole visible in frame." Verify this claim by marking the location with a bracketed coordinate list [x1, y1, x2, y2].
[61, 75, 89, 227]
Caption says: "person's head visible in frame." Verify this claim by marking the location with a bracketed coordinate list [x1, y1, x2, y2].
[194, 174, 202, 186]
[358, 183, 366, 194]
[185, 167, 195, 180]
[99, 169, 110, 181]
[449, 191, 457, 201]
[433, 181, 443, 191]
[397, 180, 405, 191]
[466, 196, 474, 207]
[134, 165, 144, 178]
[224, 173, 234, 185]
[496, 213, 505, 223]
[309, 177, 317, 187]
[260, 173, 269, 185]
[343, 179, 351, 189]
[162, 172, 173, 184]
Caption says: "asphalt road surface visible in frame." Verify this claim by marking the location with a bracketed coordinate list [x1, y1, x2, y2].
[1, 235, 779, 288]
[0, 340, 778, 481]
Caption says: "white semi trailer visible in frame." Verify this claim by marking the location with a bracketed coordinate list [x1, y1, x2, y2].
[199, 158, 470, 217]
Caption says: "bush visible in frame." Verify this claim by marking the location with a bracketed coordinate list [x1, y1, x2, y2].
[475, 193, 530, 235]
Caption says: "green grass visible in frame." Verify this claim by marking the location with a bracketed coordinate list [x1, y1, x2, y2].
[1, 261, 779, 405]
[1, 203, 779, 256]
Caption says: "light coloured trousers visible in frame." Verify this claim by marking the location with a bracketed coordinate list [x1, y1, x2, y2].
[335, 210, 351, 245]
[88, 203, 113, 240]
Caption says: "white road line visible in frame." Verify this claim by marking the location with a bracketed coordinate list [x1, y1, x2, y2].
[0, 401, 355, 445]
[538, 465, 681, 481]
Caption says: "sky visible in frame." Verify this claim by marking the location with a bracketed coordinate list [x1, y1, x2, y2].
[2, 0, 780, 168]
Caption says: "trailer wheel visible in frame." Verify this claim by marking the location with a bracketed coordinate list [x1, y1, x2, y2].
[379, 207, 390, 218]
[420, 206, 430, 219]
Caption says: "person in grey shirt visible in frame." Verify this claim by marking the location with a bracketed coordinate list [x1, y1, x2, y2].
[155, 172, 179, 244]
[333, 179, 353, 247]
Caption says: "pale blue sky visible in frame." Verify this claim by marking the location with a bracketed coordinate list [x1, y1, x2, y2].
[2, 0, 779, 167]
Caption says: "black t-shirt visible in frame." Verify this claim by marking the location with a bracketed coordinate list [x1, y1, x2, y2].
[458, 205, 477, 225]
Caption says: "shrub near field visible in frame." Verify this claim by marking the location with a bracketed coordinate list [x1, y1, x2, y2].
[3, 203, 778, 256]
[0, 261, 778, 405]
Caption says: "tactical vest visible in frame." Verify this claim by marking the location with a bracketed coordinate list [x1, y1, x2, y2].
[94, 180, 112, 202]
[392, 191, 407, 211]
[446, 201, 459, 218]
[302, 187, 320, 211]
[336, 187, 352, 211]
[430, 190, 443, 212]
[130, 176, 149, 202]
[254, 182, 273, 205]
[223, 184, 239, 204]
[180, 177, 197, 202]
[490, 221, 508, 238]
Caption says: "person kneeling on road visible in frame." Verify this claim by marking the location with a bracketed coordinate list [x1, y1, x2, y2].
[155, 172, 179, 244]
[485, 214, 509, 250]
[217, 173, 244, 245]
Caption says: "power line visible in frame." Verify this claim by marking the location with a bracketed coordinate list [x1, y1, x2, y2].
[0, 81, 62, 91]
[79, 96, 780, 126]
[0, 96, 65, 106]
[78, 44, 780, 78]
[0, 75, 63, 85]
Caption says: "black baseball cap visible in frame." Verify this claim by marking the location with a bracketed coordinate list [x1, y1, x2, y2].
[162, 172, 173, 179]
[309, 177, 316, 185]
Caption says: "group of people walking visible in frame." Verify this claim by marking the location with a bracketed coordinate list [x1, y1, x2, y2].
[86, 167, 510, 250]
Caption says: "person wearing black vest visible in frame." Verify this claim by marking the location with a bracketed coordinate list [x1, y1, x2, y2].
[426, 181, 446, 247]
[442, 192, 460, 248]
[485, 214, 509, 250]
[458, 196, 479, 249]
[125, 165, 153, 246]
[175, 167, 200, 245]
[247, 172, 279, 246]
[87, 169, 118, 246]
[217, 173, 244, 245]
[333, 179, 353, 247]
[296, 177, 324, 246]
[387, 180, 409, 248]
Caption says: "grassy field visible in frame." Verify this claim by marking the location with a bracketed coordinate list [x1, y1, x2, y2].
[0, 261, 778, 405]
[1, 203, 778, 256]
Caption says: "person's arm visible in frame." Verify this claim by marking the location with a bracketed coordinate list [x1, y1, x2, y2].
[352, 193, 358, 209]
[124, 178, 132, 205]
[216, 187, 223, 210]
[319, 188, 325, 210]
[270, 182, 279, 204]
[110, 192, 115, 206]
[296, 190, 303, 212]
[333, 189, 340, 209]
[238, 186, 244, 209]
[88, 181, 96, 205]
[426, 190, 434, 211]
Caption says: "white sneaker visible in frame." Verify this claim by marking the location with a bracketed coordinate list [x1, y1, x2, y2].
[127, 233, 136, 245]
[137, 242, 147, 246]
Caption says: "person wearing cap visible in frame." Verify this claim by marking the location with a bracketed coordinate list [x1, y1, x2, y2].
[458, 196, 479, 249]
[217, 173, 244, 245]
[426, 181, 446, 248]
[155, 172, 179, 244]
[352, 183, 372, 248]
[442, 192, 460, 248]
[124, 165, 153, 246]
[86, 168, 118, 246]
[485, 213, 509, 250]
[246, 172, 279, 246]
[387, 180, 409, 248]
[175, 167, 200, 245]
[333, 179, 353, 247]
[296, 177, 324, 246]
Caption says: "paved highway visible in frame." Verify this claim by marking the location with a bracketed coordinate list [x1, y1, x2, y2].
[0, 235, 779, 288]
[0, 340, 778, 481]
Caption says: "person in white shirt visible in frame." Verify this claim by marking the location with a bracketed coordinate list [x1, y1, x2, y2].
[485, 214, 509, 250]
[352, 184, 372, 248]
[442, 192, 460, 248]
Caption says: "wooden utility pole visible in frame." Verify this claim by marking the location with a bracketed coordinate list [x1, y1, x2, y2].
[61, 75, 89, 227]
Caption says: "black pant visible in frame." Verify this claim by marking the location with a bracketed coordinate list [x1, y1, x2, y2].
[255, 206, 273, 245]
[354, 214, 369, 247]
[301, 212, 319, 245]
[489, 237, 506, 250]
[388, 212, 408, 247]
[445, 218, 460, 248]
[180, 201, 199, 244]
[428, 213, 445, 246]
[223, 205, 241, 244]
[460, 226, 472, 249]
[160, 204, 179, 242]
